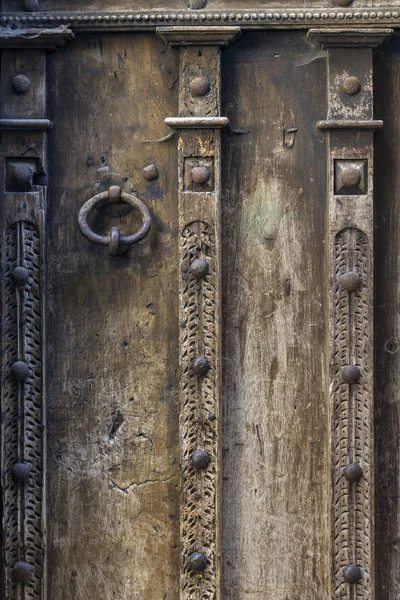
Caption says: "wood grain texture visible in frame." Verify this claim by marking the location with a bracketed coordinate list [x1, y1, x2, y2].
[221, 31, 330, 600]
[374, 32, 400, 600]
[45, 33, 180, 600]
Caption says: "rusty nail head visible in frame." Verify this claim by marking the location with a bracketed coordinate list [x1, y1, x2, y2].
[341, 167, 361, 188]
[192, 450, 211, 471]
[189, 76, 211, 97]
[191, 166, 211, 185]
[188, 552, 208, 572]
[12, 74, 31, 94]
[12, 562, 33, 583]
[344, 463, 363, 483]
[343, 564, 362, 584]
[12, 266, 29, 287]
[340, 271, 362, 292]
[10, 361, 30, 382]
[11, 462, 31, 482]
[143, 163, 159, 181]
[341, 365, 361, 384]
[192, 356, 210, 376]
[342, 76, 361, 96]
[190, 258, 209, 279]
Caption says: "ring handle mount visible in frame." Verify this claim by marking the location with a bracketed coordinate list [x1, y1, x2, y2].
[78, 186, 152, 255]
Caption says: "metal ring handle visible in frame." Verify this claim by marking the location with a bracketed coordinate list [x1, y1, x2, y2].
[78, 186, 152, 253]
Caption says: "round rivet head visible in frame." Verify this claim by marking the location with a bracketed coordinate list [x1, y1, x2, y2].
[188, 552, 208, 572]
[12, 165, 33, 186]
[10, 361, 30, 382]
[191, 166, 211, 185]
[12, 74, 31, 95]
[190, 258, 209, 279]
[11, 462, 31, 483]
[22, 0, 39, 11]
[192, 450, 211, 471]
[12, 562, 33, 583]
[342, 365, 361, 384]
[143, 163, 159, 181]
[343, 564, 362, 584]
[340, 271, 362, 292]
[192, 356, 210, 376]
[344, 463, 363, 483]
[343, 76, 361, 96]
[189, 76, 211, 97]
[342, 167, 361, 188]
[12, 266, 29, 287]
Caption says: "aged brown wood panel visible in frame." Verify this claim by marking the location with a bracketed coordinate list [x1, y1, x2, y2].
[221, 31, 330, 600]
[45, 33, 181, 599]
[375, 31, 400, 600]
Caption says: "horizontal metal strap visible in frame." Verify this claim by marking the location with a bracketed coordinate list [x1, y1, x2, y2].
[165, 116, 229, 129]
[0, 119, 54, 131]
[317, 119, 383, 131]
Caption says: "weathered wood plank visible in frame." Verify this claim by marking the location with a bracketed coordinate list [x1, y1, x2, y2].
[221, 30, 330, 600]
[45, 33, 181, 600]
[374, 33, 400, 600]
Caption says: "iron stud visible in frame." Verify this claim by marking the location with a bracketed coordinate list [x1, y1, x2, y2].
[343, 76, 361, 96]
[10, 361, 30, 381]
[192, 450, 211, 471]
[188, 552, 208, 572]
[12, 74, 31, 95]
[190, 258, 209, 279]
[192, 356, 210, 376]
[341, 365, 361, 384]
[189, 76, 211, 97]
[343, 564, 362, 584]
[12, 562, 33, 583]
[340, 271, 362, 292]
[344, 463, 363, 483]
[11, 463, 31, 483]
[191, 166, 211, 185]
[12, 266, 29, 287]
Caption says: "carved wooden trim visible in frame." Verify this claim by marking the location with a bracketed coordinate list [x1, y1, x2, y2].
[333, 227, 372, 599]
[2, 10, 400, 31]
[158, 26, 237, 600]
[1, 211, 46, 600]
[0, 31, 69, 597]
[311, 27, 392, 600]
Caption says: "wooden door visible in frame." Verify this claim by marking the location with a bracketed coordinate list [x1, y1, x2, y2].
[0, 3, 399, 600]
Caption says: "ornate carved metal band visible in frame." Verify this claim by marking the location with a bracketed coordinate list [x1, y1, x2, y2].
[3, 10, 400, 30]
[1, 220, 45, 599]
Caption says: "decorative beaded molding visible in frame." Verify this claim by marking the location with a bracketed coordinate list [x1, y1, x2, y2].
[180, 221, 218, 600]
[2, 9, 400, 30]
[332, 228, 372, 599]
[1, 221, 45, 600]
